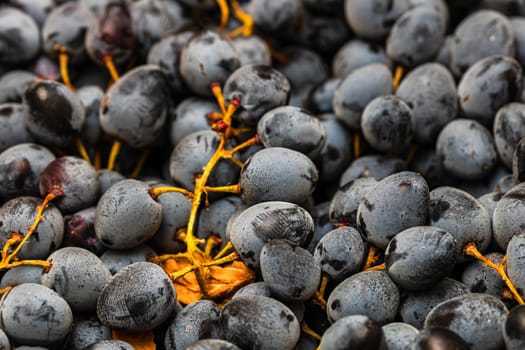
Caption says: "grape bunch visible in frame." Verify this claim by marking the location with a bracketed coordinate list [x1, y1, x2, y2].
[2, 0, 525, 349]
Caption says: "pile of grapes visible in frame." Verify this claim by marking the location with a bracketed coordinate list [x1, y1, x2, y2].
[2, 0, 525, 349]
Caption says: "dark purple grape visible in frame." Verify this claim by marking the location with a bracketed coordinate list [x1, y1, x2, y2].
[23, 80, 85, 148]
[327, 270, 400, 325]
[85, 340, 134, 350]
[411, 327, 469, 350]
[41, 246, 112, 312]
[257, 106, 326, 159]
[246, 0, 302, 33]
[197, 195, 244, 247]
[77, 85, 104, 148]
[457, 55, 522, 125]
[97, 262, 176, 331]
[68, 317, 112, 350]
[493, 102, 525, 168]
[396, 63, 457, 144]
[0, 143, 55, 201]
[339, 155, 406, 187]
[308, 78, 340, 114]
[42, 2, 95, 64]
[186, 339, 241, 350]
[506, 232, 525, 299]
[436, 119, 498, 179]
[0, 283, 73, 345]
[0, 265, 43, 289]
[344, 0, 410, 41]
[85, 2, 135, 66]
[0, 70, 36, 104]
[169, 97, 216, 146]
[100, 65, 170, 148]
[239, 147, 318, 205]
[231, 35, 272, 66]
[220, 295, 301, 350]
[320, 314, 387, 350]
[100, 245, 156, 275]
[385, 226, 457, 291]
[450, 10, 515, 76]
[130, 0, 189, 56]
[95, 179, 162, 249]
[492, 183, 525, 250]
[39, 156, 100, 213]
[357, 171, 429, 249]
[381, 322, 419, 350]
[0, 103, 33, 152]
[0, 7, 41, 64]
[332, 39, 392, 78]
[179, 30, 240, 97]
[333, 63, 393, 130]
[329, 177, 378, 226]
[0, 196, 63, 259]
[9, 0, 55, 27]
[410, 147, 459, 190]
[63, 207, 105, 255]
[424, 293, 508, 350]
[399, 277, 470, 328]
[461, 252, 505, 296]
[223, 64, 291, 126]
[504, 304, 525, 350]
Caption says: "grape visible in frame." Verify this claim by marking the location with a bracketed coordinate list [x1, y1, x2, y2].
[100, 245, 156, 275]
[68, 317, 111, 350]
[169, 96, 216, 147]
[276, 47, 328, 92]
[339, 155, 406, 186]
[97, 262, 177, 331]
[0, 103, 34, 152]
[23, 80, 85, 148]
[360, 95, 415, 154]
[179, 30, 240, 97]
[461, 252, 505, 296]
[493, 102, 525, 168]
[231, 35, 272, 66]
[0, 7, 40, 65]
[504, 304, 525, 350]
[239, 147, 318, 205]
[450, 10, 515, 76]
[329, 177, 378, 226]
[257, 106, 326, 159]
[129, 0, 189, 56]
[0, 143, 55, 201]
[506, 232, 525, 299]
[186, 339, 241, 350]
[493, 174, 518, 194]
[436, 119, 498, 179]
[399, 277, 470, 328]
[386, 5, 446, 67]
[100, 65, 170, 148]
[77, 86, 104, 148]
[332, 39, 392, 78]
[0, 265, 43, 289]
[308, 78, 340, 114]
[147, 30, 196, 95]
[428, 186, 492, 261]
[228, 201, 314, 269]
[492, 183, 525, 250]
[457, 55, 522, 125]
[84, 2, 135, 66]
[477, 191, 502, 219]
[197, 195, 244, 246]
[260, 239, 321, 302]
[223, 64, 291, 126]
[0, 196, 63, 259]
[396, 63, 457, 144]
[0, 283, 73, 345]
[165, 300, 222, 350]
[84, 340, 134, 350]
[332, 63, 393, 129]
[169, 131, 238, 192]
[41, 247, 112, 312]
[42, 2, 94, 64]
[513, 137, 525, 182]
[0, 329, 9, 350]
[357, 171, 429, 249]
[327, 270, 400, 325]
[0, 70, 36, 104]
[246, 0, 303, 33]
[385, 226, 457, 291]
[424, 293, 508, 350]
[97, 169, 125, 194]
[344, 0, 410, 41]
[220, 295, 301, 350]
[411, 327, 469, 350]
[512, 17, 525, 67]
[95, 179, 162, 249]
[381, 322, 418, 350]
[314, 226, 366, 281]
[410, 147, 459, 189]
[40, 156, 100, 213]
[233, 281, 271, 298]
[320, 314, 387, 350]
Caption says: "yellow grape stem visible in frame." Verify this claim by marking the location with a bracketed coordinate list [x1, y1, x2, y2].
[463, 242, 524, 305]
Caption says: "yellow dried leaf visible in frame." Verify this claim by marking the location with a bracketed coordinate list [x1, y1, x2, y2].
[112, 329, 156, 350]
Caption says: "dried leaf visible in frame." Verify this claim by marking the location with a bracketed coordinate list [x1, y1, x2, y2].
[112, 329, 156, 350]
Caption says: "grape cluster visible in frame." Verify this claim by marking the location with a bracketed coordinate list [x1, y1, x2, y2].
[2, 0, 525, 349]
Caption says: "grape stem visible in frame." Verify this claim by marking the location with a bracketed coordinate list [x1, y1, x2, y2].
[54, 44, 75, 91]
[463, 242, 524, 304]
